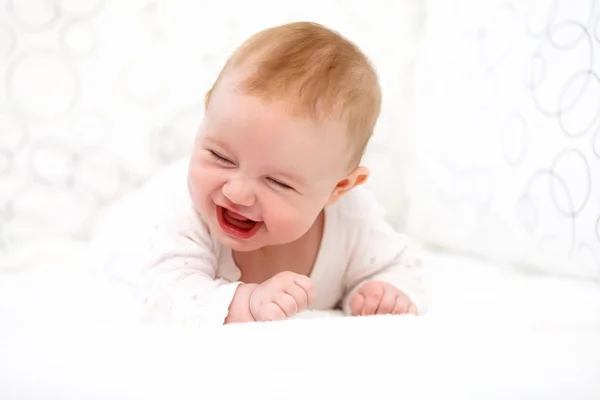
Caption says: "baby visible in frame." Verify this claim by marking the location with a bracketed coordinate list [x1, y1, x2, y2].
[95, 21, 427, 326]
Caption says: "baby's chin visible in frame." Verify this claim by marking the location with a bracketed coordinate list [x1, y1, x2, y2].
[224, 241, 263, 252]
[213, 229, 267, 252]
[216, 232, 297, 253]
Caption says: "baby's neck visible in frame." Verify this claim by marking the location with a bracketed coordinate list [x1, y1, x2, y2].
[232, 210, 325, 282]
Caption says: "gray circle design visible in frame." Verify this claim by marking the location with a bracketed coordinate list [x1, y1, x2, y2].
[7, 0, 60, 33]
[0, 24, 17, 60]
[521, 169, 576, 253]
[547, 0, 596, 47]
[592, 127, 600, 158]
[557, 70, 600, 138]
[29, 138, 76, 185]
[59, 0, 105, 19]
[530, 25, 594, 118]
[547, 20, 588, 50]
[593, 127, 600, 158]
[5, 49, 81, 120]
[476, 7, 520, 70]
[527, 52, 546, 90]
[578, 242, 600, 274]
[523, 0, 558, 38]
[549, 148, 590, 218]
[595, 13, 600, 43]
[59, 21, 99, 57]
[516, 194, 537, 233]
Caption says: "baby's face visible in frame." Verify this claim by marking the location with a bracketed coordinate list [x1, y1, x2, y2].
[187, 80, 354, 252]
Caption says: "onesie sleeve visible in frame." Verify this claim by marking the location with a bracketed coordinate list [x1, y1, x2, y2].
[339, 190, 428, 315]
[136, 209, 242, 327]
[89, 160, 241, 327]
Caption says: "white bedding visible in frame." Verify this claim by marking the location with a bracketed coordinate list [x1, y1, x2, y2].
[1, 241, 600, 399]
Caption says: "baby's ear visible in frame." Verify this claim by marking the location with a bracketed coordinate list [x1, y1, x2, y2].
[327, 166, 369, 205]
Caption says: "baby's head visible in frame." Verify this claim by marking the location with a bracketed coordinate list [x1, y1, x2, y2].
[188, 21, 381, 251]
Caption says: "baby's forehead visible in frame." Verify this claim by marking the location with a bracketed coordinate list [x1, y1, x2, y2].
[205, 99, 351, 166]
[211, 79, 345, 130]
[208, 75, 355, 154]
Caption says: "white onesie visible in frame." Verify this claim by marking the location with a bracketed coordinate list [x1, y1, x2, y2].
[91, 158, 427, 327]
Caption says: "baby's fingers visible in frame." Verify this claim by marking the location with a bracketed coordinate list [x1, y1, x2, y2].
[272, 293, 300, 317]
[260, 302, 288, 321]
[376, 288, 397, 315]
[360, 287, 383, 316]
[283, 284, 309, 312]
[293, 276, 316, 306]
[391, 296, 417, 315]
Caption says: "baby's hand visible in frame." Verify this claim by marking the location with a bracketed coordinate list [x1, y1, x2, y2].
[250, 271, 316, 322]
[349, 281, 417, 316]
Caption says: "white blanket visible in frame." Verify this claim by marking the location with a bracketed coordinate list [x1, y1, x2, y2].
[1, 241, 600, 399]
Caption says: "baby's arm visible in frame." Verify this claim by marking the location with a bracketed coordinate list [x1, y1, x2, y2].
[133, 203, 315, 324]
[90, 162, 313, 325]
[138, 224, 315, 324]
[340, 194, 428, 316]
[90, 162, 252, 327]
[136, 215, 247, 326]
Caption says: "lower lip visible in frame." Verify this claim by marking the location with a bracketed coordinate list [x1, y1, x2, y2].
[216, 206, 263, 239]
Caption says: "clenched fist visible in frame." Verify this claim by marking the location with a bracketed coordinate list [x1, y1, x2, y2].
[249, 271, 316, 321]
[349, 281, 417, 316]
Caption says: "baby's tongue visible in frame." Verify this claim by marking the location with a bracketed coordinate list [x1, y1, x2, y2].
[224, 210, 256, 230]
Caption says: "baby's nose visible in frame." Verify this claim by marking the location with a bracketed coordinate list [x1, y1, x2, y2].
[222, 179, 256, 207]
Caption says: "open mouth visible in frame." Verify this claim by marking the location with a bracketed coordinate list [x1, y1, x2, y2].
[216, 206, 263, 239]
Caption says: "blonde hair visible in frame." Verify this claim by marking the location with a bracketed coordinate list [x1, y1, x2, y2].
[205, 21, 381, 166]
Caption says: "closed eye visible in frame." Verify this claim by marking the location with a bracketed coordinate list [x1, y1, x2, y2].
[267, 177, 294, 191]
[209, 150, 233, 165]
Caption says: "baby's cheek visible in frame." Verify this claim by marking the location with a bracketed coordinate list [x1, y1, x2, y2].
[192, 166, 224, 195]
[265, 204, 312, 240]
[188, 175, 209, 203]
